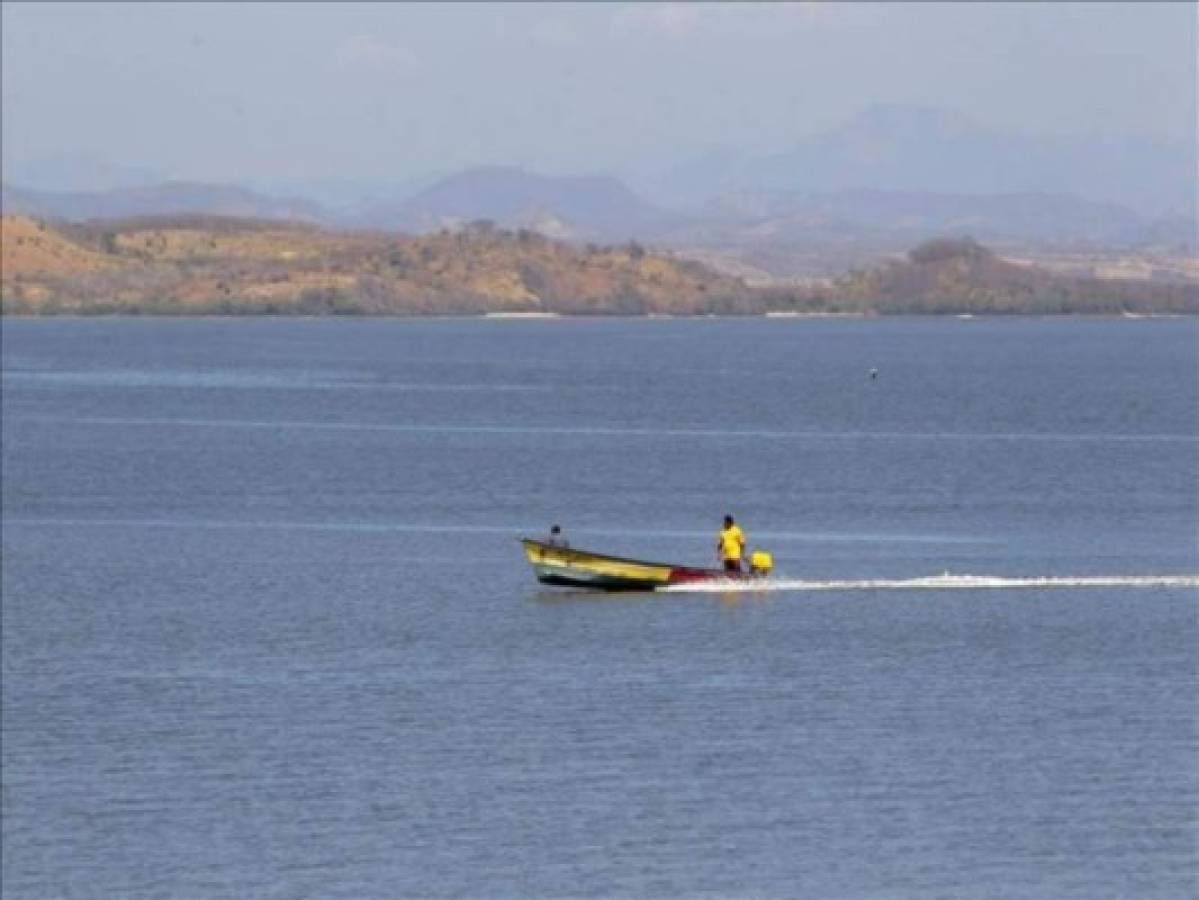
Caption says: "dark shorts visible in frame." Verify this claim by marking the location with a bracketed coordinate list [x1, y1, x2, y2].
[723, 559, 742, 573]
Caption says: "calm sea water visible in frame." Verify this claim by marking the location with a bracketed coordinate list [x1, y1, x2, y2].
[2, 317, 1196, 899]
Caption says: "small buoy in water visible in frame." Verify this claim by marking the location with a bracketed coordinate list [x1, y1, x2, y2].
[869, 368, 879, 379]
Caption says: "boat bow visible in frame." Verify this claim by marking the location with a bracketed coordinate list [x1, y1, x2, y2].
[520, 538, 736, 591]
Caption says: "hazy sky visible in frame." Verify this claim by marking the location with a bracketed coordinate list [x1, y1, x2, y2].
[2, 2, 1195, 183]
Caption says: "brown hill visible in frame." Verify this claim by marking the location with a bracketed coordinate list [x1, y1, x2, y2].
[1, 216, 754, 315]
[1, 215, 125, 276]
[776, 238, 1198, 315]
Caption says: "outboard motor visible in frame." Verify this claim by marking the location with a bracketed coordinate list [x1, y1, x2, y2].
[749, 549, 773, 576]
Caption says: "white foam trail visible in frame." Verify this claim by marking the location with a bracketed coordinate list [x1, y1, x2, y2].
[658, 573, 1199, 593]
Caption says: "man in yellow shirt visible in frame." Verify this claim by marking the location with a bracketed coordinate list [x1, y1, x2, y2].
[717, 514, 746, 573]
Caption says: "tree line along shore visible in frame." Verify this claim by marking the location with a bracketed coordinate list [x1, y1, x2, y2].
[1, 214, 1195, 316]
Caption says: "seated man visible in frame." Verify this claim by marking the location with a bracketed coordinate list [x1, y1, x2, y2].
[545, 524, 569, 548]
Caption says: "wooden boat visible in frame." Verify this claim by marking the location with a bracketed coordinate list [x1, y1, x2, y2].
[520, 538, 758, 591]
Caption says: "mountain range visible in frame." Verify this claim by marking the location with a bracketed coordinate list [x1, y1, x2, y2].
[346, 166, 682, 241]
[1, 181, 324, 225]
[640, 104, 1195, 218]
[4, 106, 1194, 279]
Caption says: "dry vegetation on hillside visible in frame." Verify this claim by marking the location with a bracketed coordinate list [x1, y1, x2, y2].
[1, 215, 758, 315]
[2, 217, 1194, 315]
[822, 239, 1198, 314]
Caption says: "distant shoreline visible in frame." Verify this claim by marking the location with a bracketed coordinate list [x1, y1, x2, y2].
[4, 217, 1195, 317]
[2, 311, 1192, 322]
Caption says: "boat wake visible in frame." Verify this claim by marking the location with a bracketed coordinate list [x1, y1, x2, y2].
[657, 573, 1199, 593]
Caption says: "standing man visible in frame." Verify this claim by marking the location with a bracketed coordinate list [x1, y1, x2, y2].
[717, 515, 746, 573]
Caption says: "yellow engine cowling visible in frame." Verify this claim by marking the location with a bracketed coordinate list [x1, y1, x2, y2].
[749, 549, 773, 576]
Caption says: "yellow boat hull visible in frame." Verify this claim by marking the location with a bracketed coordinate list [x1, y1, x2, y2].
[520, 538, 735, 591]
